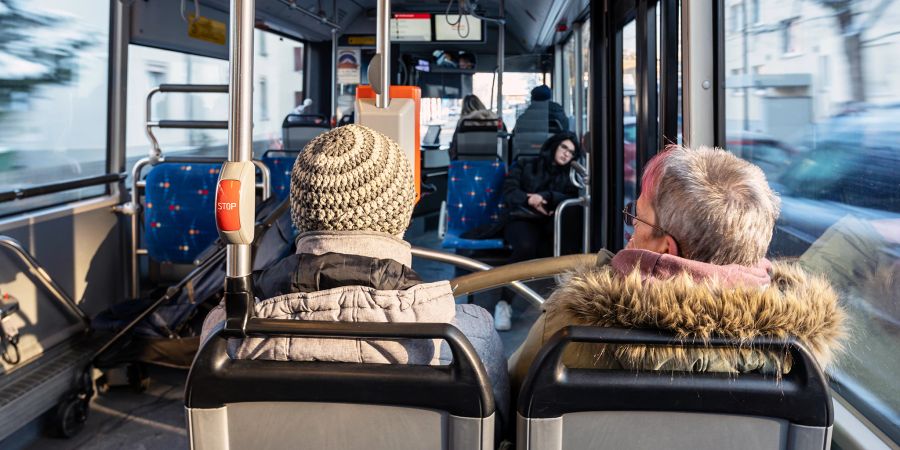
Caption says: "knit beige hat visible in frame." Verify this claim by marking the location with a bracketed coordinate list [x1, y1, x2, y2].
[290, 124, 415, 236]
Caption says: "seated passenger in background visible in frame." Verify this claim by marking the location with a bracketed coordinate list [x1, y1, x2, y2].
[201, 124, 509, 429]
[448, 94, 504, 160]
[513, 85, 569, 133]
[490, 132, 582, 331]
[502, 131, 582, 263]
[509, 145, 847, 389]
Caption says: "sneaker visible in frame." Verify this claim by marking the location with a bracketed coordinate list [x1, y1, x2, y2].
[494, 300, 512, 331]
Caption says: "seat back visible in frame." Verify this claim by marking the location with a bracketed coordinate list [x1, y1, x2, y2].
[456, 119, 501, 161]
[186, 321, 495, 450]
[517, 327, 833, 450]
[282, 113, 329, 150]
[260, 150, 299, 201]
[511, 118, 562, 161]
[445, 160, 506, 237]
[143, 162, 221, 264]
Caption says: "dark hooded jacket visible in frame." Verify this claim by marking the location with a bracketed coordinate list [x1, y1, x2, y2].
[502, 131, 582, 213]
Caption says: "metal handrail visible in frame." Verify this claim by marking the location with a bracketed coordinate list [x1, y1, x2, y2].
[450, 253, 604, 298]
[553, 197, 590, 258]
[145, 84, 229, 159]
[410, 247, 545, 307]
[555, 154, 591, 258]
[0, 236, 90, 328]
[0, 173, 125, 204]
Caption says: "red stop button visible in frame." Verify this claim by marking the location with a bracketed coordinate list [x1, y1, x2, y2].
[216, 180, 241, 231]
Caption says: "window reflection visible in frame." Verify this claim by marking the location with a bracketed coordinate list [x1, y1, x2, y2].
[622, 20, 637, 245]
[724, 0, 900, 439]
[0, 0, 110, 215]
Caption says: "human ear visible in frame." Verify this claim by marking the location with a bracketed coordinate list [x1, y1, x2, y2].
[664, 234, 679, 257]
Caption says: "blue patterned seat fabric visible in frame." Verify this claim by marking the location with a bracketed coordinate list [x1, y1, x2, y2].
[442, 159, 507, 250]
[143, 163, 222, 264]
[260, 150, 300, 201]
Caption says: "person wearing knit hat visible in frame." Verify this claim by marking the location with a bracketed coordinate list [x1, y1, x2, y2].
[201, 124, 510, 441]
[290, 124, 416, 237]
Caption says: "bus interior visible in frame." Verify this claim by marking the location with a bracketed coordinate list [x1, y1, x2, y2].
[0, 0, 898, 449]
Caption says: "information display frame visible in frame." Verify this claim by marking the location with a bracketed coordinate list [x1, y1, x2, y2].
[390, 13, 433, 42]
[433, 14, 485, 43]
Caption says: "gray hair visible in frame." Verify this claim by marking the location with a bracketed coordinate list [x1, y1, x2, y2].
[647, 145, 781, 266]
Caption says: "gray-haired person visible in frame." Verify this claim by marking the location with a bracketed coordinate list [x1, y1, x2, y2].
[509, 145, 848, 391]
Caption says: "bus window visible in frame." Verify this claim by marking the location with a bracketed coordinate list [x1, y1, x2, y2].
[724, 1, 900, 440]
[622, 19, 637, 244]
[581, 19, 591, 134]
[0, 0, 111, 216]
[474, 71, 550, 131]
[420, 97, 462, 148]
[125, 30, 304, 170]
[563, 37, 577, 131]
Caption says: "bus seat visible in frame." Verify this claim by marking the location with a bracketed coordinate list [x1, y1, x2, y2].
[144, 163, 221, 264]
[517, 326, 833, 450]
[282, 113, 329, 151]
[441, 160, 506, 250]
[510, 119, 563, 161]
[185, 322, 496, 450]
[455, 119, 502, 161]
[260, 150, 298, 201]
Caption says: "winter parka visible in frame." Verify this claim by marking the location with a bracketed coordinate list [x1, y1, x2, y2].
[509, 249, 847, 392]
[201, 230, 510, 426]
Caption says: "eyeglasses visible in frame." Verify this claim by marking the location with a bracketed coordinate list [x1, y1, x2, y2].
[623, 202, 676, 240]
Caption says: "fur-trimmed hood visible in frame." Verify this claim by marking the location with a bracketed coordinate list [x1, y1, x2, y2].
[545, 258, 846, 373]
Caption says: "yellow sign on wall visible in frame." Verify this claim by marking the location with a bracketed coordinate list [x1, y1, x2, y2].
[188, 13, 226, 46]
[347, 36, 376, 46]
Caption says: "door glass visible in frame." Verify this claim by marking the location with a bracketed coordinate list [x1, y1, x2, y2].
[622, 20, 637, 245]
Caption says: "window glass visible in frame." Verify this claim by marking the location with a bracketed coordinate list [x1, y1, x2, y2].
[0, 0, 110, 216]
[125, 30, 304, 169]
[475, 71, 551, 132]
[563, 38, 577, 129]
[622, 20, 637, 245]
[581, 19, 591, 136]
[420, 97, 462, 149]
[724, 1, 900, 440]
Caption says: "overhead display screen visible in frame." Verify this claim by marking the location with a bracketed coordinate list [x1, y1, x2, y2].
[390, 13, 432, 42]
[434, 14, 484, 42]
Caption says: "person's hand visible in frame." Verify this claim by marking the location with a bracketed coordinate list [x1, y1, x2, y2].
[526, 194, 551, 216]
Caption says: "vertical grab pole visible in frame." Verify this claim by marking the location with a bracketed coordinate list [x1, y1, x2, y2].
[375, 0, 391, 108]
[218, 0, 256, 335]
[496, 0, 505, 159]
[573, 22, 584, 138]
[496, 0, 505, 119]
[227, 0, 254, 278]
[331, 28, 338, 124]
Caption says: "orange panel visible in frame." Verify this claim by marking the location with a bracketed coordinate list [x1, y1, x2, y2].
[357, 85, 422, 202]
